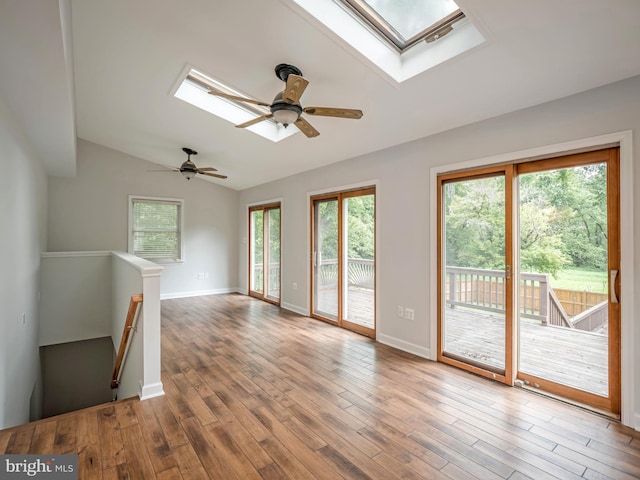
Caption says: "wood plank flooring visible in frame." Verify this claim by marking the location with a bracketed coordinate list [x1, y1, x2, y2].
[2, 293, 639, 479]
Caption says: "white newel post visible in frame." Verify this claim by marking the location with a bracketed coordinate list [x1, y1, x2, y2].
[140, 264, 164, 400]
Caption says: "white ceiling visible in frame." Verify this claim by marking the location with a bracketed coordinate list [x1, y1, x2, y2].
[4, 1, 640, 190]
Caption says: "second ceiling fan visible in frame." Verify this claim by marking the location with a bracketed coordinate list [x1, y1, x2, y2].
[208, 64, 363, 138]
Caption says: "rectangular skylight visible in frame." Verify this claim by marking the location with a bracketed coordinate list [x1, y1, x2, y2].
[290, 0, 484, 83]
[340, 0, 464, 52]
[173, 67, 297, 143]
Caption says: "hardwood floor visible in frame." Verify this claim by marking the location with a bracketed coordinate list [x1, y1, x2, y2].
[2, 293, 639, 479]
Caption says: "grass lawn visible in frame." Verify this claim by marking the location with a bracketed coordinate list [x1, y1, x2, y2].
[548, 268, 607, 293]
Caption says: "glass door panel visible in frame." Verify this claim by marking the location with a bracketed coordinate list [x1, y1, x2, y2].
[249, 204, 281, 305]
[313, 198, 339, 321]
[343, 194, 375, 329]
[439, 172, 510, 377]
[516, 150, 619, 414]
[266, 208, 281, 301]
[250, 209, 264, 295]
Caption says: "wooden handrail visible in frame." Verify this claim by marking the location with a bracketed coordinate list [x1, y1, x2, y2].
[547, 288, 573, 329]
[111, 294, 143, 389]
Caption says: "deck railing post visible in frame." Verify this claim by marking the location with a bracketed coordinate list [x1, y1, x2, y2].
[539, 275, 549, 325]
[449, 270, 456, 308]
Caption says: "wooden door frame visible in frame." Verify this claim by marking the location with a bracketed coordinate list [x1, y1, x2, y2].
[513, 148, 620, 415]
[436, 165, 514, 385]
[248, 202, 281, 306]
[310, 187, 376, 337]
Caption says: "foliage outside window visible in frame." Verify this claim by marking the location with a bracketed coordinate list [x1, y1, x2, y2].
[129, 196, 183, 262]
[444, 164, 608, 281]
[317, 195, 375, 261]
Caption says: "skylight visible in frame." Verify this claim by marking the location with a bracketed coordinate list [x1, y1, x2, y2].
[289, 0, 485, 83]
[340, 0, 464, 52]
[173, 67, 297, 143]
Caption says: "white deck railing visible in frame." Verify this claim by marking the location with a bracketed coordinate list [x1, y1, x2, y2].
[253, 258, 375, 290]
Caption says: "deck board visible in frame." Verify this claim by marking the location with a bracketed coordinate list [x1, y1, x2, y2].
[443, 307, 608, 396]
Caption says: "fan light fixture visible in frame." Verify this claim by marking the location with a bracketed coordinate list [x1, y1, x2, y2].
[181, 169, 196, 180]
[271, 102, 302, 126]
[180, 158, 198, 180]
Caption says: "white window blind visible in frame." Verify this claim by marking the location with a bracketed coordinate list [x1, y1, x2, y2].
[130, 197, 183, 262]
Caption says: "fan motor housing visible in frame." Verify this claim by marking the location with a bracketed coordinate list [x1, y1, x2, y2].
[275, 63, 302, 82]
[180, 160, 197, 173]
[270, 102, 302, 115]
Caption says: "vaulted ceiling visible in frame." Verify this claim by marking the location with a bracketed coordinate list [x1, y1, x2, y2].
[3, 1, 640, 190]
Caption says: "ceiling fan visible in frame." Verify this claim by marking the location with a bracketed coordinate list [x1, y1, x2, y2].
[154, 147, 227, 180]
[208, 63, 363, 138]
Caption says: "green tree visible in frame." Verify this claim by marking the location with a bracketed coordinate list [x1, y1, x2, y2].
[445, 177, 505, 270]
[318, 200, 338, 260]
[444, 163, 609, 277]
[346, 195, 375, 259]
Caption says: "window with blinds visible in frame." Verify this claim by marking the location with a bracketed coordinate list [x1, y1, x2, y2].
[129, 196, 183, 262]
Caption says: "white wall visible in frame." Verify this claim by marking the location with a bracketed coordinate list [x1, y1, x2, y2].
[0, 95, 48, 429]
[47, 139, 240, 297]
[238, 74, 640, 428]
[40, 252, 112, 346]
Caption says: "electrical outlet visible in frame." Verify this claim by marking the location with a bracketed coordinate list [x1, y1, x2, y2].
[22, 313, 26, 325]
[404, 308, 414, 320]
[397, 305, 404, 317]
[204, 272, 209, 279]
[292, 282, 297, 290]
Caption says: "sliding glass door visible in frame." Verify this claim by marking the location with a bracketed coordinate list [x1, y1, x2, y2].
[515, 150, 620, 414]
[249, 203, 281, 304]
[438, 149, 620, 415]
[311, 188, 375, 337]
[438, 167, 513, 382]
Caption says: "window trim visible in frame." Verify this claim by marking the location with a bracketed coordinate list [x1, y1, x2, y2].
[338, 0, 465, 52]
[128, 195, 184, 264]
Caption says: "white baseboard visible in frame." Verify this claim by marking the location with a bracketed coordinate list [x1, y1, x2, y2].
[281, 302, 308, 316]
[139, 381, 165, 400]
[377, 333, 432, 360]
[160, 288, 240, 300]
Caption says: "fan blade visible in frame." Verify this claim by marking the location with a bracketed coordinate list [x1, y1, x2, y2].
[200, 172, 228, 179]
[283, 74, 309, 104]
[236, 113, 273, 129]
[208, 90, 270, 107]
[294, 117, 320, 138]
[148, 169, 179, 172]
[303, 107, 363, 119]
[196, 167, 218, 172]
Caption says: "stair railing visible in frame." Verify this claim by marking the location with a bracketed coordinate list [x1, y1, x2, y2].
[111, 294, 143, 389]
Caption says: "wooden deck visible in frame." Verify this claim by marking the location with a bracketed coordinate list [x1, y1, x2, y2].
[443, 307, 608, 396]
[1, 294, 638, 479]
[316, 286, 375, 329]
